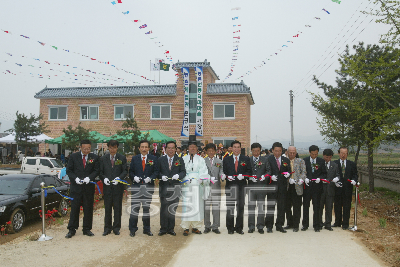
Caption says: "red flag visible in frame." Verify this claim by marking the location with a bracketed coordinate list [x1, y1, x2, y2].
[91, 58, 96, 60]
[4, 30, 9, 33]
[118, 0, 122, 2]
[133, 20, 139, 22]
[165, 51, 169, 54]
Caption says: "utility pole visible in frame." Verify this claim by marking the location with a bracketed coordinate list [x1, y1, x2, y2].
[289, 90, 294, 146]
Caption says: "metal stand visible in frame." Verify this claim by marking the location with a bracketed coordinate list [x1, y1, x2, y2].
[37, 182, 53, 241]
[349, 182, 360, 232]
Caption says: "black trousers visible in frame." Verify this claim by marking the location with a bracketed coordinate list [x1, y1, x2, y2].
[302, 186, 322, 229]
[160, 186, 180, 233]
[247, 187, 266, 230]
[319, 189, 334, 228]
[128, 185, 153, 232]
[285, 184, 302, 228]
[275, 192, 286, 228]
[334, 194, 352, 228]
[226, 184, 245, 231]
[67, 191, 94, 231]
[264, 190, 277, 228]
[104, 190, 123, 232]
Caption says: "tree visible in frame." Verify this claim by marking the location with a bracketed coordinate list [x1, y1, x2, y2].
[116, 114, 151, 154]
[62, 123, 92, 152]
[311, 43, 400, 192]
[11, 112, 48, 153]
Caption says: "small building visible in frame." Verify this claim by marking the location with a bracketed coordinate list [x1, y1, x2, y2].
[34, 60, 254, 154]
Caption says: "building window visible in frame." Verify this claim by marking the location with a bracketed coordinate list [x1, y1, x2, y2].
[213, 103, 235, 119]
[114, 105, 134, 120]
[151, 104, 171, 120]
[48, 106, 67, 120]
[189, 83, 197, 123]
[80, 105, 99, 120]
[213, 138, 236, 147]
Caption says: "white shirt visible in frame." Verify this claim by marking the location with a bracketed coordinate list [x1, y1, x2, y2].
[110, 154, 116, 161]
[310, 157, 316, 164]
[275, 156, 281, 164]
[233, 154, 240, 162]
[341, 159, 346, 168]
[81, 152, 88, 161]
[325, 161, 330, 169]
[140, 154, 147, 162]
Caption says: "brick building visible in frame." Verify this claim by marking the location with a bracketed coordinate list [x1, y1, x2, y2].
[34, 60, 254, 154]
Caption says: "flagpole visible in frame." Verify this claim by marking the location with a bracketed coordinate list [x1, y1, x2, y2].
[159, 68, 161, 84]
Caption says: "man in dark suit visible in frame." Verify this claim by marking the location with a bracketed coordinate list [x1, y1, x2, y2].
[247, 143, 271, 234]
[333, 147, 358, 230]
[129, 140, 159, 237]
[158, 141, 186, 236]
[99, 139, 127, 236]
[223, 140, 252, 235]
[302, 145, 327, 232]
[65, 139, 99, 238]
[320, 148, 340, 231]
[267, 142, 291, 233]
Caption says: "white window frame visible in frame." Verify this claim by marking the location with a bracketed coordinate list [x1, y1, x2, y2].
[113, 104, 135, 120]
[212, 137, 237, 147]
[213, 102, 236, 120]
[48, 105, 68, 121]
[79, 104, 100, 121]
[150, 103, 172, 120]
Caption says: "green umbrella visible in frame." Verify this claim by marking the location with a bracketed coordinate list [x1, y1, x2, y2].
[107, 130, 175, 144]
[45, 131, 109, 144]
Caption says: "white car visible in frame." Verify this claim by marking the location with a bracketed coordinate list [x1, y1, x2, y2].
[21, 157, 64, 176]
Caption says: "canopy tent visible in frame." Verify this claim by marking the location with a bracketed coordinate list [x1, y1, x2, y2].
[45, 131, 109, 144]
[107, 130, 175, 143]
[0, 132, 53, 144]
[0, 133, 17, 144]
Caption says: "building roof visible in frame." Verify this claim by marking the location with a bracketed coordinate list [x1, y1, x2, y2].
[34, 85, 177, 99]
[173, 59, 219, 80]
[207, 81, 254, 104]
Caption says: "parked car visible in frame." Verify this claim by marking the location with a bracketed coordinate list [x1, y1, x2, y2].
[0, 174, 70, 233]
[0, 157, 64, 175]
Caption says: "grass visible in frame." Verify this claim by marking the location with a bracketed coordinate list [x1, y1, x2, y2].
[362, 207, 368, 217]
[379, 217, 387, 228]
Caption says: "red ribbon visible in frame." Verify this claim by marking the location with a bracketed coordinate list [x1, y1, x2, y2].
[312, 178, 330, 183]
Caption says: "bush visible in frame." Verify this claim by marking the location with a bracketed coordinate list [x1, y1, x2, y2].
[379, 217, 387, 228]
[362, 207, 368, 217]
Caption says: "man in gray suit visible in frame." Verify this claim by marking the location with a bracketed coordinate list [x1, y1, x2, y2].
[248, 143, 271, 234]
[320, 148, 340, 231]
[204, 143, 225, 234]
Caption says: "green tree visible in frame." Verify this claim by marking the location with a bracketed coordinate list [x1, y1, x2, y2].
[62, 123, 92, 152]
[116, 114, 151, 154]
[11, 112, 48, 153]
[311, 43, 400, 192]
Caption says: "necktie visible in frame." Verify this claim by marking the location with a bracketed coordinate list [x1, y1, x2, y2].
[312, 159, 315, 173]
[326, 162, 328, 169]
[169, 157, 172, 170]
[82, 155, 86, 168]
[290, 160, 294, 176]
[111, 156, 115, 167]
[210, 157, 213, 167]
[235, 156, 238, 173]
[276, 158, 280, 169]
[142, 157, 146, 171]
[342, 160, 345, 175]
[254, 157, 258, 166]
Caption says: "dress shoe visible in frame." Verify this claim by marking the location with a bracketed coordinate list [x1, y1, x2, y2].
[143, 231, 153, 236]
[228, 230, 234, 234]
[325, 227, 334, 231]
[168, 231, 176, 236]
[158, 231, 166, 236]
[130, 231, 136, 237]
[113, 230, 120, 235]
[192, 228, 202, 234]
[276, 227, 287, 233]
[83, 230, 94, 236]
[342, 227, 349, 230]
[248, 229, 255, 233]
[283, 225, 292, 230]
[266, 228, 273, 233]
[314, 228, 320, 232]
[102, 230, 111, 236]
[293, 228, 299, 232]
[204, 228, 211, 234]
[65, 230, 76, 239]
[183, 229, 189, 236]
[301, 227, 308, 231]
[236, 230, 244, 235]
[332, 223, 341, 227]
[258, 229, 264, 234]
[212, 229, 221, 234]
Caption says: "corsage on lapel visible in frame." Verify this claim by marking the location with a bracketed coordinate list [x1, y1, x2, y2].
[215, 162, 221, 168]
[256, 161, 263, 168]
[115, 159, 122, 165]
[147, 160, 154, 166]
[282, 162, 288, 167]
[240, 161, 246, 166]
[174, 159, 181, 167]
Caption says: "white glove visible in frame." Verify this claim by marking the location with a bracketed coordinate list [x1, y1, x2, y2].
[305, 178, 310, 184]
[351, 180, 356, 185]
[227, 176, 234, 181]
[335, 182, 342, 187]
[162, 175, 168, 182]
[289, 178, 295, 184]
[260, 175, 265, 182]
[271, 175, 278, 182]
[298, 179, 304, 185]
[284, 173, 291, 178]
[237, 174, 244, 180]
[221, 174, 226, 181]
[83, 177, 90, 184]
[211, 177, 217, 183]
[112, 178, 119, 185]
[251, 177, 257, 183]
[332, 177, 340, 183]
[75, 178, 83, 185]
[144, 177, 151, 183]
[172, 174, 179, 180]
[315, 178, 320, 183]
[104, 178, 110, 185]
[134, 176, 141, 183]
